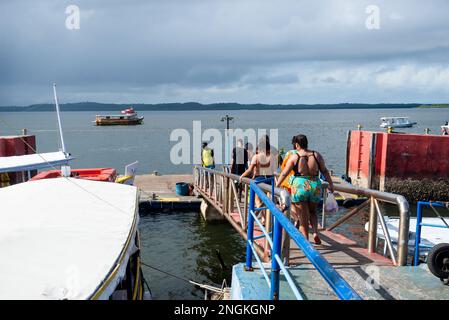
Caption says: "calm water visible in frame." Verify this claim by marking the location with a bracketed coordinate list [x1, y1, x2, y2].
[0, 108, 447, 175]
[139, 211, 246, 300]
[1, 108, 447, 299]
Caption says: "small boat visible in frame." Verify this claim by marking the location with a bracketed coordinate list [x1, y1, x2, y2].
[365, 217, 449, 259]
[442, 122, 449, 135]
[380, 117, 417, 128]
[0, 178, 150, 299]
[31, 168, 117, 182]
[94, 107, 144, 126]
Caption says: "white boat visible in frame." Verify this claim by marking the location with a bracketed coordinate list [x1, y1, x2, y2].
[365, 217, 449, 259]
[442, 122, 449, 135]
[380, 117, 417, 128]
[0, 178, 150, 299]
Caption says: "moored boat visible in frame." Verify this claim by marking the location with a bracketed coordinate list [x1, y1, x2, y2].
[442, 122, 449, 135]
[380, 116, 417, 128]
[365, 217, 449, 259]
[31, 168, 117, 182]
[94, 107, 144, 126]
[0, 178, 150, 299]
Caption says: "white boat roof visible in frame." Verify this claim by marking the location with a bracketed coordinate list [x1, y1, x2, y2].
[380, 116, 409, 120]
[0, 151, 73, 173]
[0, 178, 138, 300]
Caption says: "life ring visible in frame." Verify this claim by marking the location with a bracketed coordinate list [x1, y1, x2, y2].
[427, 243, 449, 282]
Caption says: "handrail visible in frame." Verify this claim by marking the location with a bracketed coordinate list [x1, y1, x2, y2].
[319, 180, 410, 266]
[414, 201, 449, 266]
[194, 165, 410, 267]
[246, 179, 361, 300]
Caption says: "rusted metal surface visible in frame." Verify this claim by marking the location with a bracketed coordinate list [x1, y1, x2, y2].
[347, 130, 449, 202]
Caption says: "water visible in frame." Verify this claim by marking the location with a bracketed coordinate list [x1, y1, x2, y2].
[139, 211, 246, 300]
[1, 108, 448, 299]
[0, 108, 447, 175]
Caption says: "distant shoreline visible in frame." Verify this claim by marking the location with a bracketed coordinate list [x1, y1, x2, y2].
[0, 102, 447, 112]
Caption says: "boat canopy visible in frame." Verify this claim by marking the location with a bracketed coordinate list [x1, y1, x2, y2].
[0, 178, 138, 299]
[0, 151, 73, 173]
[380, 117, 409, 120]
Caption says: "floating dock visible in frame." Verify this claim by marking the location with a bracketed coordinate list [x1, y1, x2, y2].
[135, 174, 201, 212]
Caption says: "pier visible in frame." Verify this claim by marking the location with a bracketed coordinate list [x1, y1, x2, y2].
[192, 166, 449, 300]
[135, 174, 201, 212]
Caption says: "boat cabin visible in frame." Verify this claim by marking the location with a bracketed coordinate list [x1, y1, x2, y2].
[380, 117, 417, 128]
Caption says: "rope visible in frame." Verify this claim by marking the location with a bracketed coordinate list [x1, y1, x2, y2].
[140, 261, 225, 294]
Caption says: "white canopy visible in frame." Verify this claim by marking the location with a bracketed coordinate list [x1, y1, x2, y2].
[0, 178, 138, 300]
[0, 151, 74, 173]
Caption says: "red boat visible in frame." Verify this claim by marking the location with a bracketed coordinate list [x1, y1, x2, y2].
[31, 168, 117, 182]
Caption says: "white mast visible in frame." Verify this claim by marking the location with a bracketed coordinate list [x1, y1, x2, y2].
[53, 83, 70, 177]
[53, 83, 66, 153]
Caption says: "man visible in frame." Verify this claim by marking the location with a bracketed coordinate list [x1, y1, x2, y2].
[201, 142, 215, 189]
[231, 139, 248, 176]
[201, 142, 215, 169]
[231, 139, 248, 201]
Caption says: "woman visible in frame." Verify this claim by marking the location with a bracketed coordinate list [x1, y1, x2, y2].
[239, 136, 277, 224]
[276, 134, 334, 244]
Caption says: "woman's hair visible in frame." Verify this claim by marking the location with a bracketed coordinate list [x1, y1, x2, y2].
[258, 135, 271, 155]
[245, 142, 253, 151]
[291, 134, 308, 149]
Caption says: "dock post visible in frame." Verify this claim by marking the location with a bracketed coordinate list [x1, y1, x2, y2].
[397, 197, 410, 266]
[270, 218, 282, 300]
[245, 187, 255, 271]
[414, 202, 423, 266]
[367, 196, 377, 253]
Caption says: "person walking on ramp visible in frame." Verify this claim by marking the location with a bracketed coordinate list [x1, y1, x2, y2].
[276, 134, 334, 245]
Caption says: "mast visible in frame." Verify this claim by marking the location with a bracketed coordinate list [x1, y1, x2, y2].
[53, 83, 71, 177]
[53, 83, 67, 154]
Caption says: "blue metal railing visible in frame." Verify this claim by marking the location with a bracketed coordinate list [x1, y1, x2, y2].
[414, 201, 449, 266]
[245, 179, 362, 300]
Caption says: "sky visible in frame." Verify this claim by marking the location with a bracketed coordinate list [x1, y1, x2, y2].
[1, 0, 449, 106]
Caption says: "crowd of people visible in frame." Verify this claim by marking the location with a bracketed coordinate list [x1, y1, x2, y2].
[201, 134, 334, 245]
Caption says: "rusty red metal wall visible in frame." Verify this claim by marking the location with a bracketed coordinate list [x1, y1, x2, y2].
[379, 132, 449, 184]
[347, 130, 449, 201]
[0, 135, 36, 184]
[346, 130, 375, 188]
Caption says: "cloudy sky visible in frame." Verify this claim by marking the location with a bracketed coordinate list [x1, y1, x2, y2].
[1, 0, 449, 106]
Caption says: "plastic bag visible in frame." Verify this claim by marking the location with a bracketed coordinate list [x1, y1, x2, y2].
[324, 191, 339, 213]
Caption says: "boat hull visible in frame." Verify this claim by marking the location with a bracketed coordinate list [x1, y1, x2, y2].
[95, 117, 144, 126]
[380, 122, 416, 128]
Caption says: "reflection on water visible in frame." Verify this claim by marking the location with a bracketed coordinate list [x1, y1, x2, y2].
[139, 211, 245, 300]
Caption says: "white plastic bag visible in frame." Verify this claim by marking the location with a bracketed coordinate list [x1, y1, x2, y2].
[324, 191, 339, 213]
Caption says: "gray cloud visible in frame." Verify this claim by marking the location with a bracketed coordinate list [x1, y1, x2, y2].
[1, 0, 449, 105]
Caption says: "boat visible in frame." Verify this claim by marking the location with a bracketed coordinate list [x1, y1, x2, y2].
[365, 217, 449, 259]
[380, 117, 417, 128]
[94, 107, 144, 126]
[0, 178, 150, 299]
[31, 168, 117, 182]
[442, 122, 449, 135]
